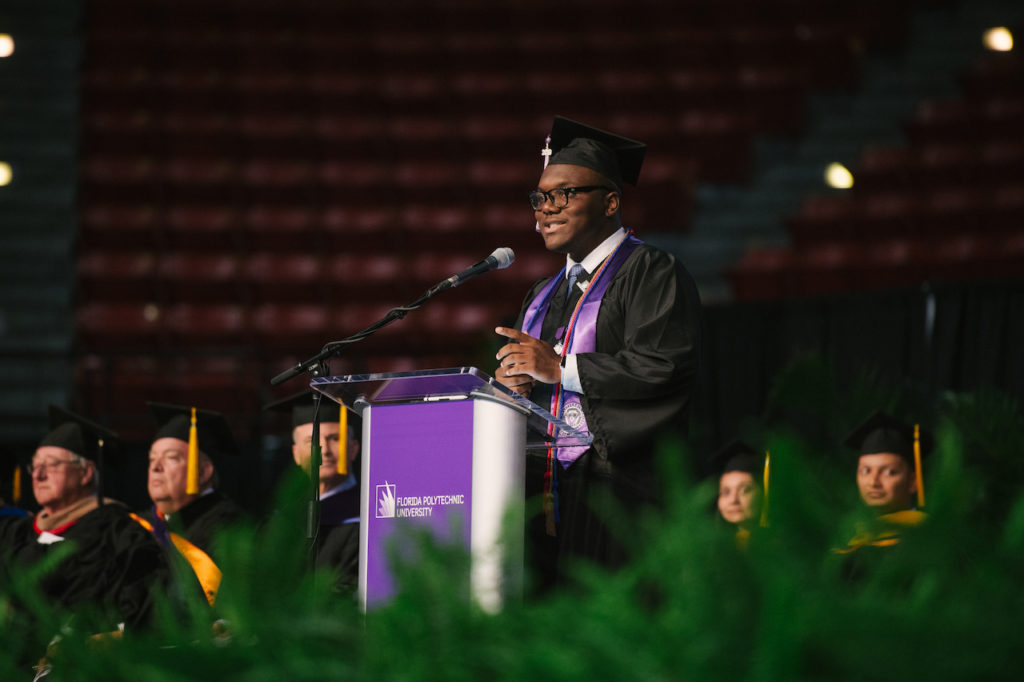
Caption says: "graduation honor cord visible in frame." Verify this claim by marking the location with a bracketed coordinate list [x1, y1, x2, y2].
[523, 230, 641, 536]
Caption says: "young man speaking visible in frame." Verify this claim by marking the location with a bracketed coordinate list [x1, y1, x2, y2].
[495, 116, 703, 591]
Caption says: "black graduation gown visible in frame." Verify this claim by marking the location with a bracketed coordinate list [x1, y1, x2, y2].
[0, 502, 170, 630]
[835, 509, 929, 584]
[145, 490, 246, 563]
[514, 243, 702, 586]
[316, 483, 361, 591]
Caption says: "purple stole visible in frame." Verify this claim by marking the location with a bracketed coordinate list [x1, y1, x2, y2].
[521, 232, 642, 469]
[148, 505, 173, 546]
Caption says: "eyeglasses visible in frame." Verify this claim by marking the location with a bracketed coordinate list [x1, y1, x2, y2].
[27, 459, 76, 476]
[528, 185, 615, 210]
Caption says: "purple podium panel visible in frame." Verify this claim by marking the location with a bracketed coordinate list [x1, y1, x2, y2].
[361, 401, 474, 608]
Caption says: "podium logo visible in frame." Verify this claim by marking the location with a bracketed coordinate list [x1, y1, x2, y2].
[376, 482, 397, 518]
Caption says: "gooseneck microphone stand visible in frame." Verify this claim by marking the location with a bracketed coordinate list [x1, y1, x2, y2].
[271, 278, 466, 568]
[270, 247, 513, 578]
[271, 282, 454, 389]
[271, 246, 512, 388]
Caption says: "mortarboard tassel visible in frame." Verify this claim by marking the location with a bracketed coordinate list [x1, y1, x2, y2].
[759, 450, 771, 527]
[535, 134, 553, 234]
[337, 404, 348, 476]
[186, 407, 199, 495]
[914, 424, 925, 508]
[12, 465, 21, 504]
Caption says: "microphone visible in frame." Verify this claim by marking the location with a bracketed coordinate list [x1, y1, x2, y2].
[270, 247, 515, 387]
[429, 247, 515, 294]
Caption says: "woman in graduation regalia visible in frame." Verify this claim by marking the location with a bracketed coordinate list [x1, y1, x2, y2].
[711, 441, 766, 548]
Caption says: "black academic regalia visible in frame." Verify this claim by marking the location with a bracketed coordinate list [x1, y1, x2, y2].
[835, 510, 929, 585]
[146, 490, 245, 563]
[0, 503, 170, 630]
[514, 243, 702, 586]
[316, 482, 361, 590]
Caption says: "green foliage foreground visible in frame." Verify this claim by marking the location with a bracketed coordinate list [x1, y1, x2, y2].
[3, 411, 1023, 681]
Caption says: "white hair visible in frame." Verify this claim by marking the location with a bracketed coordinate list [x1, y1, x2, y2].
[68, 452, 100, 491]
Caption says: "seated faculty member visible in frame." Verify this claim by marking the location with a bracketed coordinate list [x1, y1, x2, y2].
[267, 391, 361, 591]
[0, 406, 169, 633]
[145, 402, 246, 562]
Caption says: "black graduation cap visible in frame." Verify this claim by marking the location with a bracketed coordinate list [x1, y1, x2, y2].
[263, 390, 343, 430]
[546, 115, 646, 188]
[148, 402, 240, 462]
[264, 391, 361, 479]
[40, 405, 120, 463]
[710, 440, 764, 480]
[39, 406, 120, 504]
[844, 411, 934, 463]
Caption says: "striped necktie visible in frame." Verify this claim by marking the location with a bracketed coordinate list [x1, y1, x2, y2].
[566, 263, 585, 301]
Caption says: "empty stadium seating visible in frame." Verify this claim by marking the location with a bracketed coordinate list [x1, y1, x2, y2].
[75, 0, 946, 432]
[730, 43, 1024, 300]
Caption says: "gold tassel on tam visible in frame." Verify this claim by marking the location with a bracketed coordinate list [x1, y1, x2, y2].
[760, 450, 771, 527]
[186, 407, 199, 495]
[12, 465, 21, 504]
[337, 404, 348, 476]
[914, 423, 925, 508]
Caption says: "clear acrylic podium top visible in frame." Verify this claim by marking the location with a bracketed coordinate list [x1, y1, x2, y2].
[310, 366, 593, 450]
